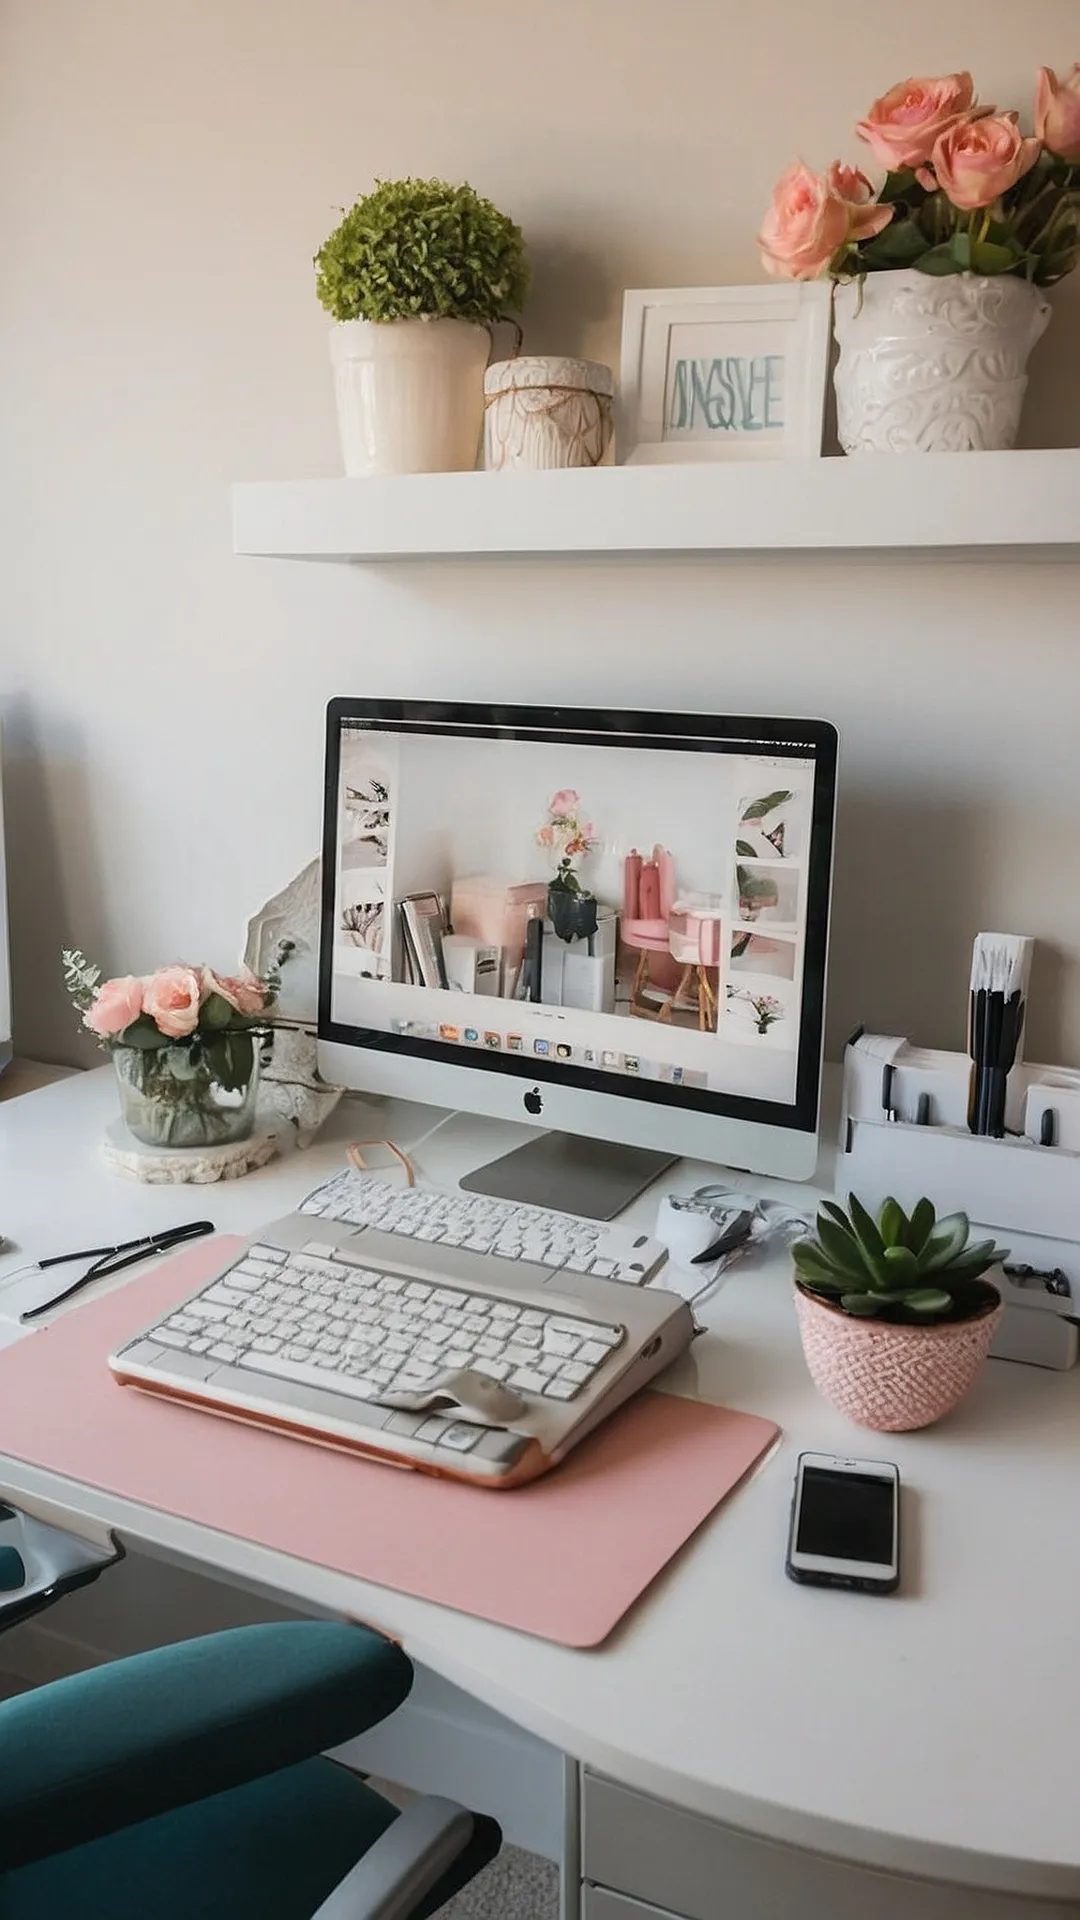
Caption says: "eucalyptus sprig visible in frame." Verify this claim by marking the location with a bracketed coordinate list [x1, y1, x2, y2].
[62, 948, 102, 1018]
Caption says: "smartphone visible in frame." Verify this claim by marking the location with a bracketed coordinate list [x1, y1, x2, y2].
[786, 1451, 900, 1594]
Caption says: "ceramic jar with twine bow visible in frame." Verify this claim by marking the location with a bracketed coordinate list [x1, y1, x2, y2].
[484, 357, 614, 469]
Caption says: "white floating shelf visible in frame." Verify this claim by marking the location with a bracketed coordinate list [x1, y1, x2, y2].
[232, 448, 1080, 561]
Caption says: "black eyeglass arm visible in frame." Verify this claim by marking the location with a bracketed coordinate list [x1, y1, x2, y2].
[20, 1222, 215, 1322]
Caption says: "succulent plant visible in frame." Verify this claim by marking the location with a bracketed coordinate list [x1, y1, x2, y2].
[793, 1195, 1007, 1324]
[315, 177, 529, 326]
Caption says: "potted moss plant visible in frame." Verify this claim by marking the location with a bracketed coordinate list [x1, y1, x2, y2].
[315, 177, 529, 476]
[793, 1195, 1006, 1431]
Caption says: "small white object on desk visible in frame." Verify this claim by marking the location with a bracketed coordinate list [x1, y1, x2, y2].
[100, 1118, 277, 1185]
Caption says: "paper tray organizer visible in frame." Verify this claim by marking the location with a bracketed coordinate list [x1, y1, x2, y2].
[841, 1034, 1080, 1370]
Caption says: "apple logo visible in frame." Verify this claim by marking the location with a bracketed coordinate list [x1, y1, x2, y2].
[523, 1087, 543, 1117]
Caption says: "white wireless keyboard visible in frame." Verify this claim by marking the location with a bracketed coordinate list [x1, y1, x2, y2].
[110, 1200, 695, 1487]
[299, 1169, 668, 1285]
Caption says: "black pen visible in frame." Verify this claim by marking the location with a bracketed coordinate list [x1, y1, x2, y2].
[881, 1063, 899, 1123]
[968, 933, 1033, 1138]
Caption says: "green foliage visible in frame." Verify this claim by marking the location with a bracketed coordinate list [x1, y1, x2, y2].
[315, 177, 529, 324]
[793, 1195, 1006, 1325]
[741, 789, 793, 822]
[846, 152, 1080, 288]
[197, 1029, 255, 1095]
[736, 865, 779, 905]
[61, 949, 102, 1015]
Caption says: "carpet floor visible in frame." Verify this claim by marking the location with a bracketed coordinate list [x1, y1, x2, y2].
[434, 1842, 560, 1917]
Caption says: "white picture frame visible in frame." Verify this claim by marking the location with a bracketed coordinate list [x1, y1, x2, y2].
[618, 284, 832, 465]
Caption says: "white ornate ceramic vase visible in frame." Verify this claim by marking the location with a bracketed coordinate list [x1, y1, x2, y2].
[832, 269, 1051, 454]
[483, 357, 614, 469]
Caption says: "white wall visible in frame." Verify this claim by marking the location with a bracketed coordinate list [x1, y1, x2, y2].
[3, 0, 1080, 1069]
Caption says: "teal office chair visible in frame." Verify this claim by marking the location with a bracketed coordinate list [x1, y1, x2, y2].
[0, 1505, 501, 1919]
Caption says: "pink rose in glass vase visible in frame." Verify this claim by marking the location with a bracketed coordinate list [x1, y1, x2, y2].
[203, 966, 267, 1017]
[548, 789, 579, 818]
[84, 975, 145, 1038]
[1035, 65, 1080, 163]
[855, 71, 977, 169]
[142, 964, 203, 1039]
[927, 111, 1040, 210]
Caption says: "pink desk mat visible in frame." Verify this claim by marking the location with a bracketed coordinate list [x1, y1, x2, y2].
[0, 1239, 779, 1648]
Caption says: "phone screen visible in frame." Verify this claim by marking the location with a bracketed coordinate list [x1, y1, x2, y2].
[795, 1466, 895, 1565]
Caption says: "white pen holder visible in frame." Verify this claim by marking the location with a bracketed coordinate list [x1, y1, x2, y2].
[841, 1035, 1080, 1370]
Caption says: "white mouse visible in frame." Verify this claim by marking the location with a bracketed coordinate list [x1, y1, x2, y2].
[378, 1367, 527, 1427]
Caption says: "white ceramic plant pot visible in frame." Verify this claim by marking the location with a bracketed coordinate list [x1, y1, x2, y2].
[483, 356, 614, 470]
[329, 317, 490, 476]
[832, 268, 1051, 454]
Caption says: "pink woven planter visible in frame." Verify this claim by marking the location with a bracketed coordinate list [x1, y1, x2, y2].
[794, 1280, 1002, 1432]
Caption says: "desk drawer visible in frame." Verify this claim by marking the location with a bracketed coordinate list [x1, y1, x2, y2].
[582, 1773, 1080, 1920]
[584, 1893, 676, 1920]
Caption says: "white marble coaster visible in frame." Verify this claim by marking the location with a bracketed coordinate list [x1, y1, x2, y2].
[100, 1120, 278, 1184]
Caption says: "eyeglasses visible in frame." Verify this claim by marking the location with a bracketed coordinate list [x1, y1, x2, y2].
[11, 1221, 215, 1323]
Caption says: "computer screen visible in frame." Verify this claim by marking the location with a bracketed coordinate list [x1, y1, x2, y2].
[319, 701, 837, 1180]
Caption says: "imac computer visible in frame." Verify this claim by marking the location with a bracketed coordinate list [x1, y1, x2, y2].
[318, 700, 838, 1211]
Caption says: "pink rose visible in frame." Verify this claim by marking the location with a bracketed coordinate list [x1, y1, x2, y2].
[929, 111, 1040, 211]
[856, 72, 977, 170]
[203, 966, 267, 1017]
[759, 161, 850, 279]
[548, 789, 579, 817]
[535, 824, 556, 848]
[143, 964, 202, 1039]
[84, 974, 145, 1039]
[826, 162, 893, 242]
[1035, 65, 1080, 163]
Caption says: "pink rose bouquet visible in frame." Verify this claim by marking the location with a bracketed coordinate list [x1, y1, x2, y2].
[761, 68, 1080, 287]
[62, 949, 279, 1147]
[536, 790, 602, 944]
[536, 790, 599, 897]
[64, 950, 275, 1050]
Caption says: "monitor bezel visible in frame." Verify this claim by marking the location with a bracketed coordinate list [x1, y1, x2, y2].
[319, 699, 837, 1139]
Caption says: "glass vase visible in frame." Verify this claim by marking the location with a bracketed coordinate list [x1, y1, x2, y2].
[547, 885, 599, 944]
[112, 1034, 261, 1149]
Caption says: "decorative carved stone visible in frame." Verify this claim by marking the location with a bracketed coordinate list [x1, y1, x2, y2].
[101, 1120, 277, 1184]
[242, 857, 345, 1148]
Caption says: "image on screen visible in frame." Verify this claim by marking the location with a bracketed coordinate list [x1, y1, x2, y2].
[323, 709, 832, 1119]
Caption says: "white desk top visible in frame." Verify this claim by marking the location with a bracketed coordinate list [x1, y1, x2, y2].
[2, 1068, 1078, 1899]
